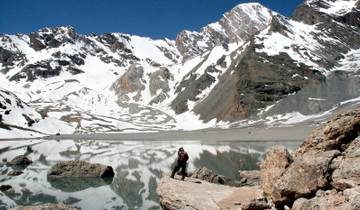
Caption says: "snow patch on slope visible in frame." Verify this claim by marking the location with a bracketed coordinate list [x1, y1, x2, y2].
[307, 0, 359, 16]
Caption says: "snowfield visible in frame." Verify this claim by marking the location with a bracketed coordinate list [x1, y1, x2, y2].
[1, 1, 360, 138]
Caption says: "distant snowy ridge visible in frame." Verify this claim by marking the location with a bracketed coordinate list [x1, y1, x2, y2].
[0, 87, 74, 138]
[1, 0, 360, 138]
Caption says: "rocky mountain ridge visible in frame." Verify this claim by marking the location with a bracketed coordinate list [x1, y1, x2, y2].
[1, 0, 360, 137]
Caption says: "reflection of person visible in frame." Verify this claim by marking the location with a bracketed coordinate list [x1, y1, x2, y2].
[170, 147, 189, 180]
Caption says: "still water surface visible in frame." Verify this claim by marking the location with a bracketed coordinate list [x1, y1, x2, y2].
[0, 139, 301, 210]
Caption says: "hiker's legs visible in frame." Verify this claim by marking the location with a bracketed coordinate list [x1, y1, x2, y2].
[171, 164, 180, 178]
[180, 164, 186, 180]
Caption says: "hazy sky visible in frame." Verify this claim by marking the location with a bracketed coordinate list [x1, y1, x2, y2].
[0, 0, 303, 39]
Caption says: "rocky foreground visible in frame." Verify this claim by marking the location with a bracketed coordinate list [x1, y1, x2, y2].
[157, 108, 360, 210]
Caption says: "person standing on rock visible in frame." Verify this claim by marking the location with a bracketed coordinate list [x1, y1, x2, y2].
[170, 147, 189, 180]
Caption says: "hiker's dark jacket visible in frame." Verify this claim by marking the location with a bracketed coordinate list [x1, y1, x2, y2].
[177, 151, 189, 165]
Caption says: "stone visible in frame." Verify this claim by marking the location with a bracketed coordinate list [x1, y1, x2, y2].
[296, 108, 360, 155]
[241, 198, 271, 210]
[47, 160, 115, 178]
[260, 146, 292, 196]
[331, 137, 360, 190]
[8, 155, 32, 166]
[157, 175, 266, 210]
[239, 170, 260, 187]
[190, 167, 231, 185]
[271, 150, 340, 206]
[257, 109, 360, 208]
[291, 189, 360, 210]
[12, 203, 76, 210]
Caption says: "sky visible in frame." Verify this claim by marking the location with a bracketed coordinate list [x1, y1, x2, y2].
[0, 0, 303, 39]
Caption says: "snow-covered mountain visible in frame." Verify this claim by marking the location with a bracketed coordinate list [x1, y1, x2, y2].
[175, 3, 274, 60]
[1, 0, 360, 138]
[0, 87, 74, 137]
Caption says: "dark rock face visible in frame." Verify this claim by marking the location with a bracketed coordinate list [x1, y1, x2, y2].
[0, 185, 12, 192]
[47, 160, 115, 178]
[28, 26, 77, 51]
[292, 4, 332, 25]
[171, 64, 218, 114]
[262, 71, 360, 118]
[192, 44, 323, 122]
[184, 0, 360, 123]
[148, 67, 173, 105]
[10, 61, 61, 81]
[97, 33, 129, 53]
[335, 10, 360, 28]
[0, 47, 17, 65]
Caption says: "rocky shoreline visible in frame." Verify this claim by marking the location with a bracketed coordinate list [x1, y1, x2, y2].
[157, 108, 360, 210]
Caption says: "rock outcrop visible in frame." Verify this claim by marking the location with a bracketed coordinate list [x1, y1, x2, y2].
[271, 150, 340, 206]
[0, 185, 13, 192]
[261, 108, 360, 209]
[260, 146, 292, 196]
[239, 170, 260, 187]
[12, 203, 76, 210]
[176, 3, 274, 60]
[157, 176, 268, 210]
[292, 188, 360, 210]
[47, 160, 115, 178]
[331, 138, 360, 190]
[190, 167, 231, 185]
[111, 64, 145, 102]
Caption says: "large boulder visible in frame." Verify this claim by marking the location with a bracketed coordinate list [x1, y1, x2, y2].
[12, 203, 76, 210]
[157, 176, 268, 210]
[259, 108, 360, 208]
[331, 137, 360, 190]
[190, 167, 231, 185]
[47, 160, 115, 178]
[296, 109, 360, 155]
[260, 146, 292, 196]
[239, 170, 260, 187]
[271, 150, 340, 206]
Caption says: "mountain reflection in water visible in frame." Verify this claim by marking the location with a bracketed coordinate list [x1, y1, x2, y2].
[0, 139, 300, 209]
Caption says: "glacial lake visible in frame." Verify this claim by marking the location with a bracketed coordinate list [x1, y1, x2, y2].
[0, 139, 301, 210]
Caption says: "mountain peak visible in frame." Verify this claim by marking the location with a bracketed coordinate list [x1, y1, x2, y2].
[232, 2, 269, 12]
[175, 2, 274, 60]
